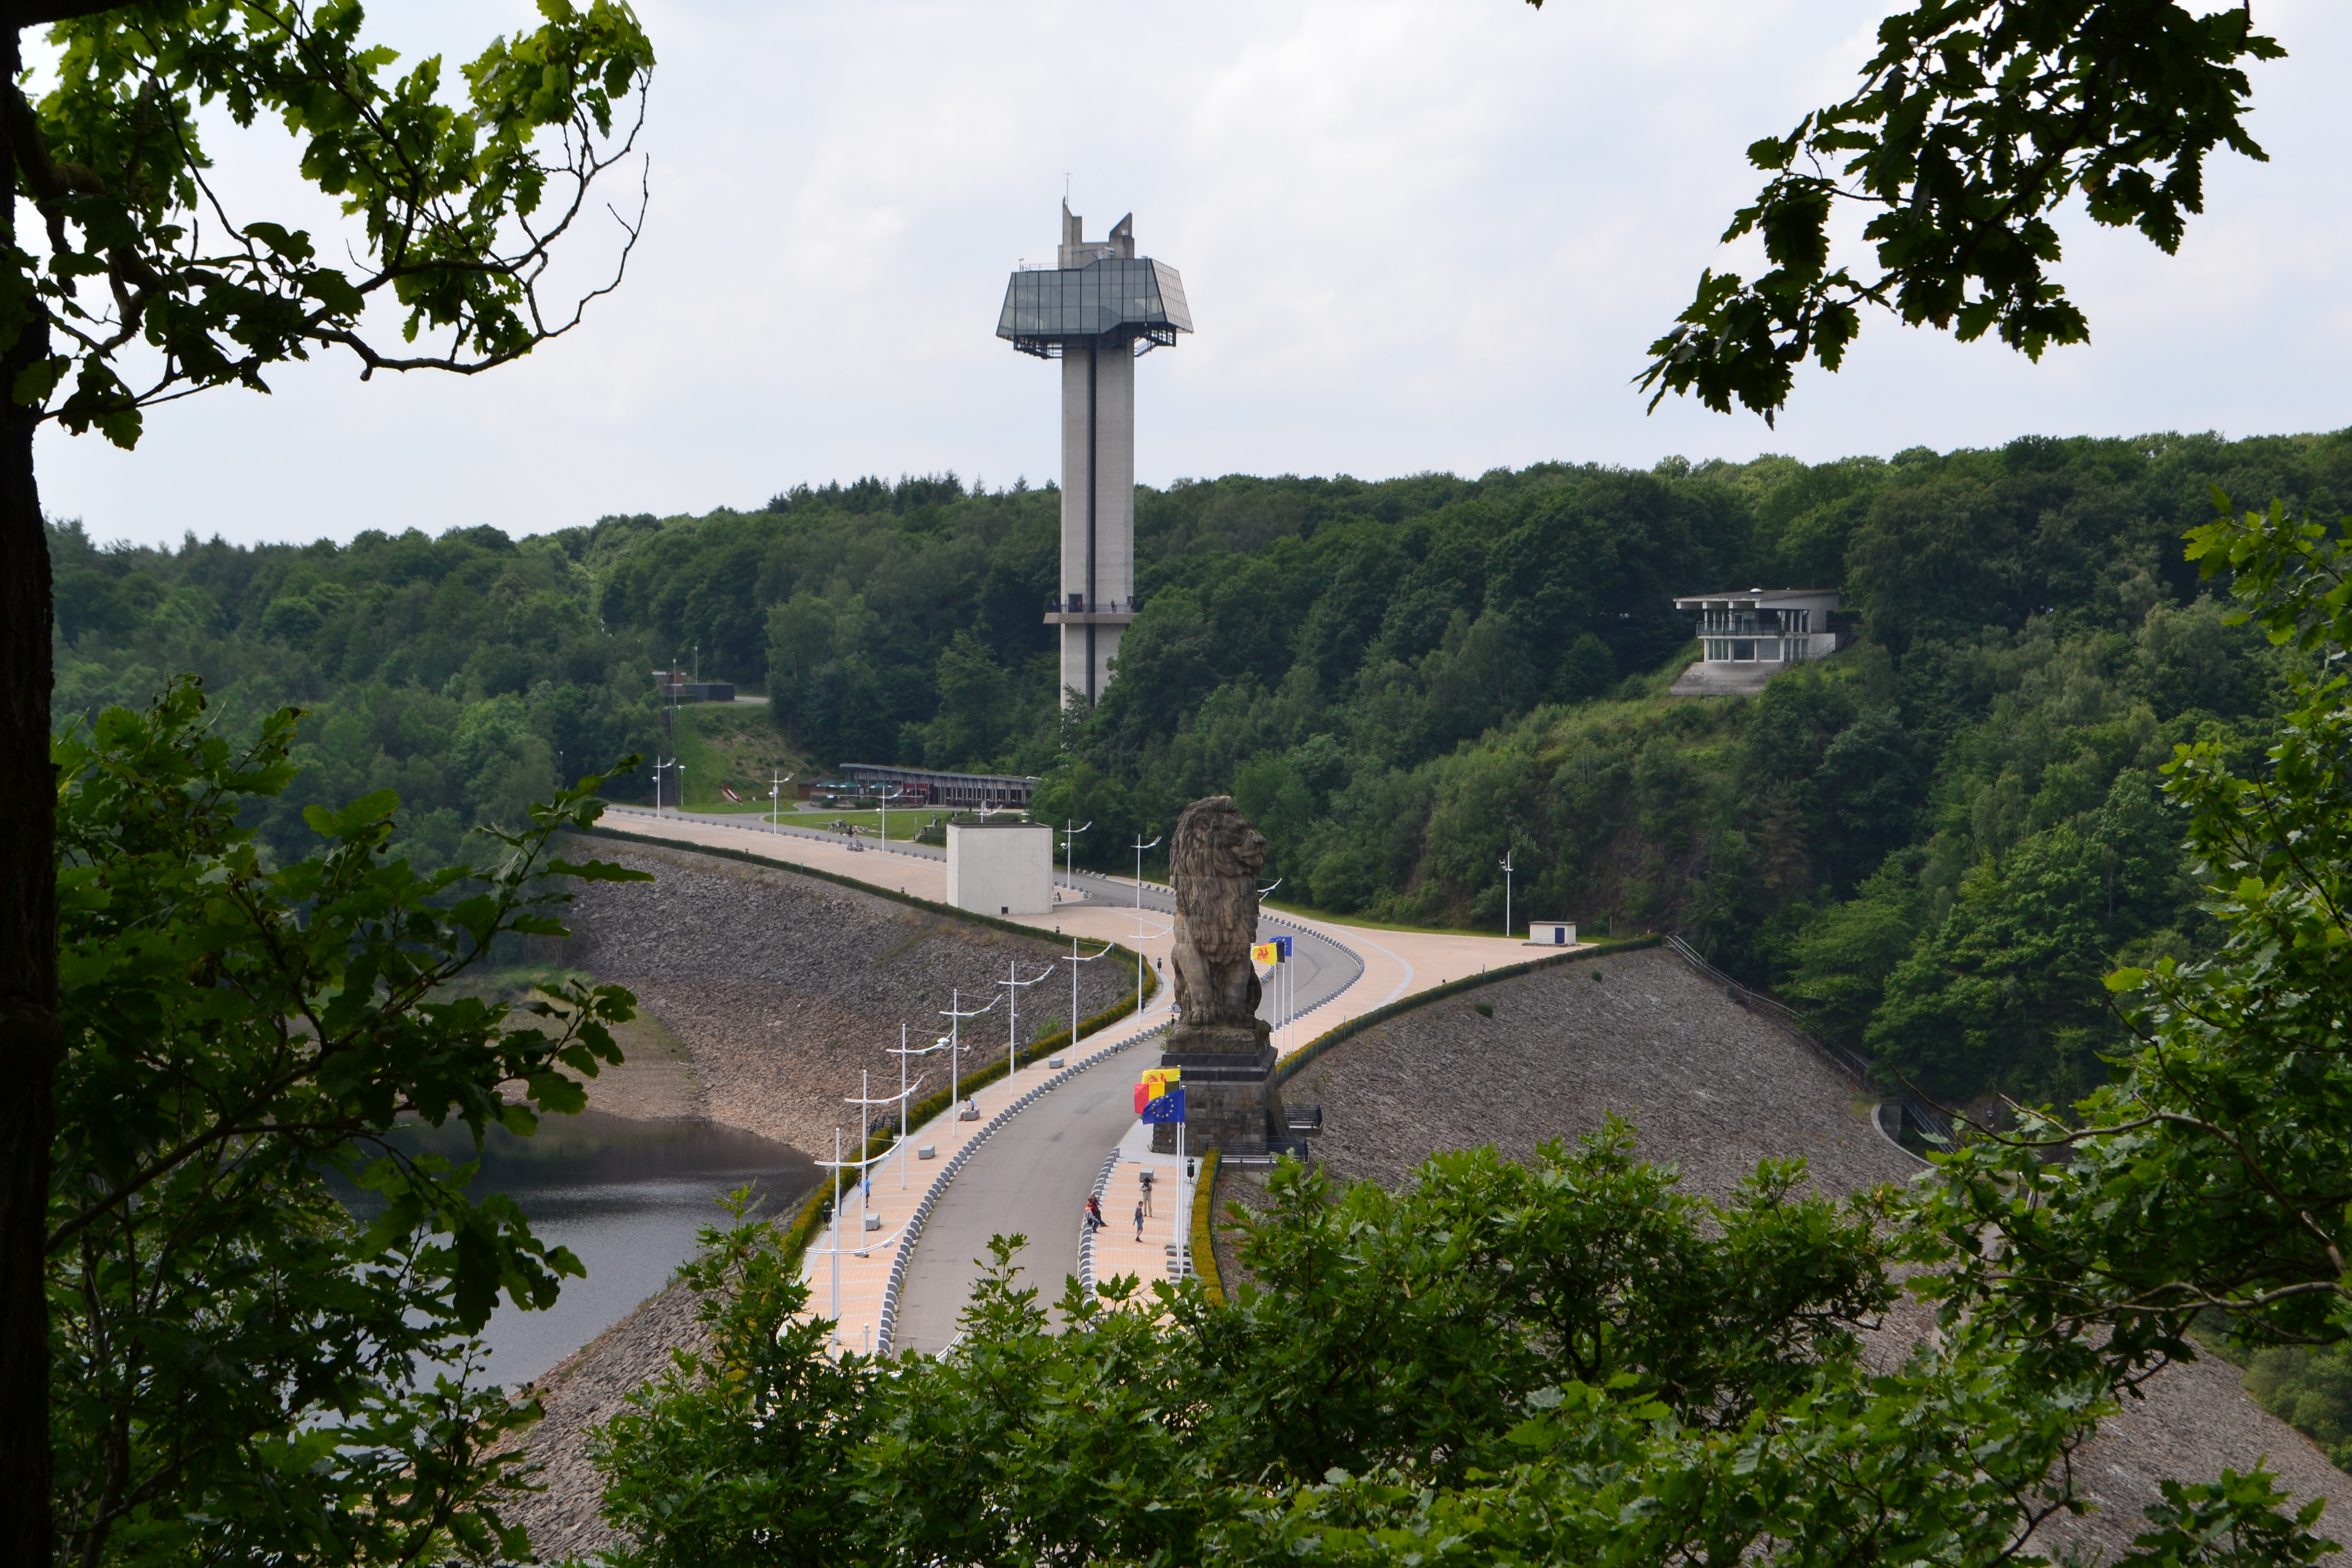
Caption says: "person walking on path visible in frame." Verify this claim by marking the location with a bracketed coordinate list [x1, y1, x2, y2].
[1138, 1167, 1155, 1217]
[1134, 1200, 1146, 1242]
[1085, 1194, 1104, 1232]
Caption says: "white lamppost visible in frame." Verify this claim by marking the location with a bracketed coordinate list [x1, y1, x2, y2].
[675, 761, 687, 815]
[813, 1115, 905, 1342]
[938, 989, 997, 1124]
[876, 783, 906, 853]
[1066, 936, 1113, 1055]
[845, 1067, 920, 1234]
[825, 1126, 842, 1324]
[770, 770, 794, 834]
[1130, 832, 1161, 1011]
[996, 960, 1054, 1091]
[883, 1024, 931, 1191]
[1060, 818, 1091, 906]
[1499, 849, 1515, 940]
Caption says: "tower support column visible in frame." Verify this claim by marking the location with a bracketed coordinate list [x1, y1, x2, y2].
[1057, 334, 1135, 704]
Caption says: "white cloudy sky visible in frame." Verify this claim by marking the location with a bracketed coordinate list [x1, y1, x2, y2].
[37, 0, 2352, 549]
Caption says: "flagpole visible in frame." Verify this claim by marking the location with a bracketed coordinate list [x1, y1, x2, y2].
[1177, 1107, 1188, 1279]
[830, 1126, 842, 1331]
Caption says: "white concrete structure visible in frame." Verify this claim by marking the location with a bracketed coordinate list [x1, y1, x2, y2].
[945, 821, 1053, 916]
[1528, 920, 1577, 947]
[1669, 589, 1841, 695]
[997, 206, 1192, 705]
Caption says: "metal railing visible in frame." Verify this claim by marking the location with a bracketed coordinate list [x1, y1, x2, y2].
[1662, 935, 1954, 1151]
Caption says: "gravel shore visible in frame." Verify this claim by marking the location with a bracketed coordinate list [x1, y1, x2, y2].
[1214, 945, 2346, 1564]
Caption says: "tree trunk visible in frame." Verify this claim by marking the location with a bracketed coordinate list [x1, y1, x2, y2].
[0, 7, 58, 1560]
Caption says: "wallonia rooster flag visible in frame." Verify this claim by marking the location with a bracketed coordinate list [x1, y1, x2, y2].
[1133, 1067, 1180, 1115]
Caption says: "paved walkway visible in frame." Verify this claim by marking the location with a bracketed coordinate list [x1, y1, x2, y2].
[1088, 1122, 1190, 1294]
[590, 802, 1553, 1354]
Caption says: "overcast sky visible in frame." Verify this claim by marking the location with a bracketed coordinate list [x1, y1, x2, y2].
[37, 0, 2352, 550]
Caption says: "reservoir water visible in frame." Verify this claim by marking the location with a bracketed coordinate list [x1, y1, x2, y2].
[346, 1110, 816, 1388]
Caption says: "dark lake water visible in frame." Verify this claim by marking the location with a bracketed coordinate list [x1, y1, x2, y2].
[341, 1110, 816, 1388]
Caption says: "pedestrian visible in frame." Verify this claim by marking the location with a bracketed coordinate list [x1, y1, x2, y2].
[1134, 1200, 1145, 1242]
[1085, 1193, 1104, 1232]
[1138, 1167, 1154, 1216]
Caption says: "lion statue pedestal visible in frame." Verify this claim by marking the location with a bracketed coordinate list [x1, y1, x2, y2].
[1153, 795, 1286, 1151]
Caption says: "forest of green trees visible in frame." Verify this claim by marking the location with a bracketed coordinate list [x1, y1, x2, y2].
[32, 2, 2351, 1558]
[52, 429, 2345, 1110]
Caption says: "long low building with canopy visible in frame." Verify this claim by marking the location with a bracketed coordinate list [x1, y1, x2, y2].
[837, 763, 1040, 811]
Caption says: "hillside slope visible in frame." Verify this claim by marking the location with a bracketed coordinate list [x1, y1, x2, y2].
[1231, 947, 2346, 1565]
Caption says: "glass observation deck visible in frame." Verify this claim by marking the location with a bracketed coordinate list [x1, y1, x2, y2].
[997, 258, 1192, 358]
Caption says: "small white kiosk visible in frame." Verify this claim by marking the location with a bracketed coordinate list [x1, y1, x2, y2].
[1528, 920, 1577, 947]
[945, 820, 1053, 916]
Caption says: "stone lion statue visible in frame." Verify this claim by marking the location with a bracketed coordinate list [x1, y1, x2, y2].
[1168, 796, 1268, 1038]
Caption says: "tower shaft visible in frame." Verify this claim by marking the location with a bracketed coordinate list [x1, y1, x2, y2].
[1059, 340, 1135, 702]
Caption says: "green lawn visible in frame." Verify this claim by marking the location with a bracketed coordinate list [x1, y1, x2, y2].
[666, 703, 803, 810]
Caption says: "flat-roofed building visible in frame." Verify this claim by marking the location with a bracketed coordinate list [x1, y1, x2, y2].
[946, 820, 1053, 916]
[1669, 589, 1840, 695]
[837, 763, 1039, 811]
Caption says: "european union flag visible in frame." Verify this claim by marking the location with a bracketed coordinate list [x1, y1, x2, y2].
[1139, 1086, 1186, 1124]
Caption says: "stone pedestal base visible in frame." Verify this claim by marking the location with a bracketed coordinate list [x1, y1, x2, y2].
[1151, 1027, 1285, 1151]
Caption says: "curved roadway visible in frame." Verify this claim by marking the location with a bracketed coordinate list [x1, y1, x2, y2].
[889, 907, 1359, 1355]
[625, 805, 1364, 1350]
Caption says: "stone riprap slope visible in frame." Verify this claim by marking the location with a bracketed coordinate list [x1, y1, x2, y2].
[502, 1276, 708, 1563]
[553, 836, 1129, 1160]
[1236, 944, 2345, 1565]
[1283, 946, 1910, 1200]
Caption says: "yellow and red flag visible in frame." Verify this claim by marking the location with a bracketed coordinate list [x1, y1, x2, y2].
[1133, 1067, 1180, 1115]
[1252, 941, 1281, 966]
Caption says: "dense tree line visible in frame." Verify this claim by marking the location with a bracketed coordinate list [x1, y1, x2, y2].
[48, 520, 667, 870]
[51, 430, 2349, 1111]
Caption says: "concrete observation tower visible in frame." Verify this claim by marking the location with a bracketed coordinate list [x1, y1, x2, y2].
[996, 205, 1192, 705]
